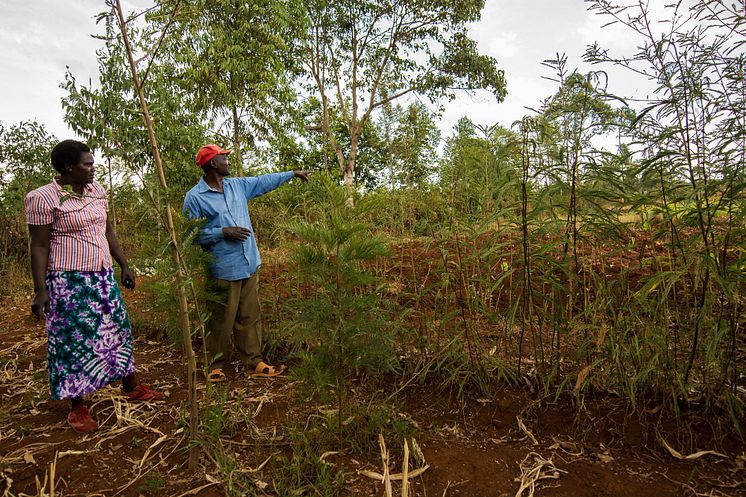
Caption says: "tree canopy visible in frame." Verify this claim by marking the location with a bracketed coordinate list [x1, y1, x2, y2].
[301, 0, 507, 188]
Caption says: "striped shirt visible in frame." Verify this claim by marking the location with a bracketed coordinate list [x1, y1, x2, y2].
[25, 179, 111, 271]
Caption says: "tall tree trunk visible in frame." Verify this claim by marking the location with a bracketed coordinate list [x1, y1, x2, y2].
[343, 123, 360, 206]
[231, 104, 244, 176]
[114, 0, 199, 469]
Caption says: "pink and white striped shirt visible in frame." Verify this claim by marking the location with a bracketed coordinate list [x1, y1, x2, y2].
[25, 179, 112, 271]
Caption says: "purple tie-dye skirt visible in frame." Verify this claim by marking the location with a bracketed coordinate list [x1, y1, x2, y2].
[45, 267, 136, 400]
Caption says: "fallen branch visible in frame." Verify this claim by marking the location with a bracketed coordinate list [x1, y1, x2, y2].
[380, 434, 392, 497]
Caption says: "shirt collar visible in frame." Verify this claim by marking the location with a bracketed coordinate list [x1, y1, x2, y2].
[52, 176, 94, 195]
[197, 176, 223, 193]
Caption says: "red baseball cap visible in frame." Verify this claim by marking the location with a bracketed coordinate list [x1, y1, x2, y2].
[195, 144, 232, 166]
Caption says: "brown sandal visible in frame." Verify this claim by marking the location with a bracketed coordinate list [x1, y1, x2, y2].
[207, 368, 226, 383]
[250, 361, 286, 378]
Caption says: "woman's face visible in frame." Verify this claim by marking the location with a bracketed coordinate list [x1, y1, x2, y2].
[66, 151, 95, 184]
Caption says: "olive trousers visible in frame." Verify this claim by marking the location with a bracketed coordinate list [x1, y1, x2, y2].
[205, 272, 262, 370]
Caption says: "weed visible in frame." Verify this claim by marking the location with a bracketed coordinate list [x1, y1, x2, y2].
[721, 391, 744, 437]
[287, 350, 336, 403]
[201, 385, 234, 442]
[271, 423, 346, 495]
[270, 400, 417, 496]
[343, 404, 415, 456]
[409, 336, 514, 398]
[14, 425, 32, 437]
[194, 384, 262, 496]
[139, 475, 166, 495]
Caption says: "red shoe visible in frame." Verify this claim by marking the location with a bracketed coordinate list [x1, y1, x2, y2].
[126, 383, 164, 401]
[67, 405, 98, 433]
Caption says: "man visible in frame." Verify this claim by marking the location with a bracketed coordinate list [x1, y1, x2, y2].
[183, 144, 309, 381]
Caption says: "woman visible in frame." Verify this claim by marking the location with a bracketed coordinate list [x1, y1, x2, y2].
[25, 139, 162, 433]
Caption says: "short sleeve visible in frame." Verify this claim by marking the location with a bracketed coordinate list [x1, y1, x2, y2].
[25, 189, 55, 225]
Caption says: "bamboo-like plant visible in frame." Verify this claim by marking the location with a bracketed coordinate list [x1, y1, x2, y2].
[112, 0, 200, 466]
[585, 0, 745, 417]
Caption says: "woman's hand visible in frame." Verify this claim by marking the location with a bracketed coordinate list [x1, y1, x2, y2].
[31, 289, 50, 320]
[121, 267, 136, 290]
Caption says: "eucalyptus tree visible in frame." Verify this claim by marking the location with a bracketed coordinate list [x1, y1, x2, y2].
[275, 97, 440, 190]
[272, 95, 388, 188]
[301, 0, 507, 192]
[160, 0, 305, 176]
[62, 7, 208, 198]
[387, 102, 441, 189]
[327, 104, 389, 190]
[440, 117, 487, 215]
[62, 11, 149, 217]
[0, 121, 56, 201]
[440, 117, 518, 217]
[109, 0, 206, 466]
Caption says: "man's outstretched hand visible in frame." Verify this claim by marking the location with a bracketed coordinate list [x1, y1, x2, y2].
[223, 226, 251, 241]
[293, 171, 311, 182]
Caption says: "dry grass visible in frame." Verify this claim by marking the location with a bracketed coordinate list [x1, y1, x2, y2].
[514, 452, 566, 497]
[357, 434, 430, 497]
[0, 319, 216, 496]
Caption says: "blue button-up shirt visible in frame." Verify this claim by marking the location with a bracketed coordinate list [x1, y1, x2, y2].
[182, 172, 295, 281]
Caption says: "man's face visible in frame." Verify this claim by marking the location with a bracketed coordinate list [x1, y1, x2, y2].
[211, 153, 230, 176]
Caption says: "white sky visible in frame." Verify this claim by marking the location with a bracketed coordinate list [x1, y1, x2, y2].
[0, 0, 655, 143]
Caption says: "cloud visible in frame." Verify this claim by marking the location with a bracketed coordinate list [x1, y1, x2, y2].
[0, 0, 108, 134]
[488, 32, 519, 59]
[578, 10, 632, 53]
[439, 73, 558, 136]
